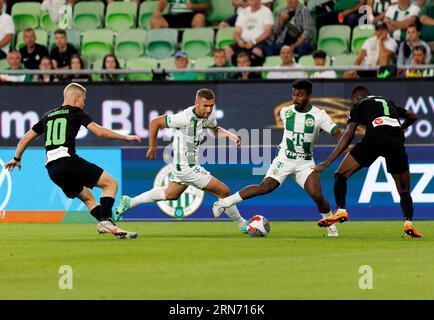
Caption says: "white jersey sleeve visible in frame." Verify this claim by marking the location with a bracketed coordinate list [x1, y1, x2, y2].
[166, 110, 189, 129]
[319, 110, 339, 136]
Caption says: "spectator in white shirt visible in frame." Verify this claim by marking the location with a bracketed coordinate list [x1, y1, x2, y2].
[0, 0, 15, 60]
[224, 0, 274, 66]
[267, 45, 308, 79]
[344, 21, 397, 78]
[311, 50, 337, 79]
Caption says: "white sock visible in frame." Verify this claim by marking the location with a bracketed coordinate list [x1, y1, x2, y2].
[130, 188, 167, 208]
[225, 205, 246, 228]
[220, 192, 243, 208]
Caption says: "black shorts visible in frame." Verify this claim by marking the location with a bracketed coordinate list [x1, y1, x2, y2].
[163, 12, 197, 28]
[350, 137, 409, 174]
[46, 156, 104, 199]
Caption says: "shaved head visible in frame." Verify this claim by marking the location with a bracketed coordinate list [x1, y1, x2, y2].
[63, 83, 87, 108]
[63, 83, 86, 98]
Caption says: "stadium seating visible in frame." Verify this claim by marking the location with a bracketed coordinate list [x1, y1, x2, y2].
[274, 0, 305, 15]
[139, 1, 158, 30]
[11, 2, 41, 32]
[0, 59, 9, 70]
[81, 29, 114, 61]
[317, 25, 351, 56]
[215, 27, 235, 49]
[125, 57, 158, 81]
[262, 55, 281, 78]
[49, 29, 81, 52]
[207, 0, 234, 23]
[73, 1, 105, 32]
[192, 56, 214, 80]
[422, 25, 434, 43]
[145, 28, 178, 60]
[105, 2, 138, 32]
[40, 11, 56, 33]
[332, 53, 358, 66]
[15, 29, 49, 50]
[115, 29, 147, 60]
[351, 26, 375, 54]
[181, 28, 214, 59]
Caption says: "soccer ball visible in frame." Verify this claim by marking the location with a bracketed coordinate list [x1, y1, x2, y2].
[246, 215, 270, 237]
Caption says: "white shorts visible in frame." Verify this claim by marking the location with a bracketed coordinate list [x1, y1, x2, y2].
[170, 164, 212, 190]
[265, 157, 315, 189]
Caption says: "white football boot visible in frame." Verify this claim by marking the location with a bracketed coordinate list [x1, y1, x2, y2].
[212, 201, 225, 218]
[97, 220, 137, 239]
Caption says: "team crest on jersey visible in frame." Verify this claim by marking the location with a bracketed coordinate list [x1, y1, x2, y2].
[202, 119, 209, 128]
[154, 165, 205, 219]
[305, 118, 315, 127]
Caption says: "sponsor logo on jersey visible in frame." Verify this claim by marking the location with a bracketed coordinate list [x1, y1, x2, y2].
[373, 117, 384, 126]
[154, 164, 204, 219]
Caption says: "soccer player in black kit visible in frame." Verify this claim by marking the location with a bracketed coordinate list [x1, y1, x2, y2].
[314, 85, 422, 238]
[4, 83, 141, 239]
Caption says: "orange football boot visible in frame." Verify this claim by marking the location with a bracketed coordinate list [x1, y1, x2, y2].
[404, 221, 423, 238]
[317, 209, 349, 227]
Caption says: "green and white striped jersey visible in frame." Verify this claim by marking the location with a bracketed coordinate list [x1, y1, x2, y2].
[277, 104, 339, 160]
[166, 106, 217, 167]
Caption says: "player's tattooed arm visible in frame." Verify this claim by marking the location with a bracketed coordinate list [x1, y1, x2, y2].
[209, 127, 241, 148]
[3, 129, 39, 172]
[314, 122, 358, 174]
[147, 115, 166, 159]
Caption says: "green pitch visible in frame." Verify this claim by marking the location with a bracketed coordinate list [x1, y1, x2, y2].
[0, 221, 433, 300]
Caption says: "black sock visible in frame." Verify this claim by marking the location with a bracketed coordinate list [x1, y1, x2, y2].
[100, 197, 115, 221]
[400, 192, 414, 221]
[90, 205, 101, 221]
[334, 173, 347, 209]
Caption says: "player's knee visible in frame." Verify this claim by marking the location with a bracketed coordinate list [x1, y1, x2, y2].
[334, 172, 347, 183]
[219, 186, 231, 198]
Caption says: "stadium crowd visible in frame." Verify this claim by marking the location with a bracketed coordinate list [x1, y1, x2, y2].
[0, 0, 433, 82]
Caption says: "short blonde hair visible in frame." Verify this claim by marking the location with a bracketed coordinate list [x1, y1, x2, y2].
[63, 83, 87, 98]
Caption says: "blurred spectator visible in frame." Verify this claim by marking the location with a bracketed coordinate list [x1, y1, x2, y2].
[67, 54, 91, 82]
[225, 0, 274, 66]
[366, 0, 392, 24]
[19, 28, 49, 70]
[264, 0, 314, 58]
[261, 0, 273, 9]
[316, 0, 367, 31]
[41, 0, 66, 24]
[0, 50, 32, 82]
[33, 56, 57, 82]
[384, 0, 420, 43]
[397, 24, 431, 65]
[419, 1, 434, 43]
[50, 29, 77, 70]
[267, 45, 308, 79]
[405, 45, 434, 76]
[0, 0, 15, 60]
[232, 51, 261, 79]
[151, 0, 209, 29]
[205, 49, 235, 80]
[101, 54, 126, 82]
[311, 49, 337, 79]
[344, 21, 397, 78]
[168, 51, 198, 80]
[219, 0, 248, 29]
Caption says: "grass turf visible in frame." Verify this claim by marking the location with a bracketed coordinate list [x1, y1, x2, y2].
[0, 221, 433, 300]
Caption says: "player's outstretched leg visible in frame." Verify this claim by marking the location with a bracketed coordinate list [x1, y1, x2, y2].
[115, 182, 187, 221]
[212, 177, 280, 219]
[95, 172, 137, 239]
[392, 171, 422, 238]
[303, 172, 338, 237]
[318, 153, 360, 227]
[204, 177, 248, 233]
